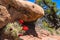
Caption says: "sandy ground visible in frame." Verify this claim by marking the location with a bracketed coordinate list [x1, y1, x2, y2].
[19, 26, 60, 40]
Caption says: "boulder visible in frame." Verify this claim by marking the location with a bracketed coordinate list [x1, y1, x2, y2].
[0, 5, 11, 28]
[0, 0, 44, 28]
[7, 0, 44, 22]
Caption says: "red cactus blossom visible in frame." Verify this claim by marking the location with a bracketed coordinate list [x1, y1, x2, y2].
[19, 20, 24, 24]
[22, 25, 29, 31]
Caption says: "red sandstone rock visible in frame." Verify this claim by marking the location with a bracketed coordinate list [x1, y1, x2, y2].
[0, 5, 11, 28]
[0, 0, 44, 28]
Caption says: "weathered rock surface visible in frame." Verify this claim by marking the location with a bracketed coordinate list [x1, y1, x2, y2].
[0, 5, 11, 28]
[9, 0, 44, 22]
[0, 0, 44, 28]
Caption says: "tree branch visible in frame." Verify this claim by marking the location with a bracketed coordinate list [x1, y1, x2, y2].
[42, 0, 56, 14]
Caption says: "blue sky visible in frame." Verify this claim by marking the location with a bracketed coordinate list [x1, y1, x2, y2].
[52, 0, 60, 9]
[28, 0, 60, 9]
[28, 0, 35, 2]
